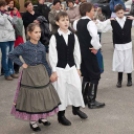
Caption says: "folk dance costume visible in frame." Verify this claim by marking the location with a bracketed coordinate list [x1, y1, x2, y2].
[73, 16, 105, 109]
[9, 41, 61, 131]
[49, 29, 87, 126]
[96, 16, 133, 87]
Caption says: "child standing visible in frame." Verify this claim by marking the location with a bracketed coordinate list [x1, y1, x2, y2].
[96, 4, 134, 88]
[9, 23, 61, 132]
[49, 11, 87, 126]
[73, 3, 105, 109]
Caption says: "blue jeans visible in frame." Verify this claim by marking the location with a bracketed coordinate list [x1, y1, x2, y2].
[0, 41, 15, 77]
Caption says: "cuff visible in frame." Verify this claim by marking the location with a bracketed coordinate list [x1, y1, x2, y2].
[52, 67, 56, 72]
[76, 65, 80, 69]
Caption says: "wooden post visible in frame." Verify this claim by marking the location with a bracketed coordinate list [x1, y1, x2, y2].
[19, 0, 25, 13]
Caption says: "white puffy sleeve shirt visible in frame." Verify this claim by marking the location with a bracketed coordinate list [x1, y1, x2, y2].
[49, 29, 81, 72]
[73, 16, 102, 50]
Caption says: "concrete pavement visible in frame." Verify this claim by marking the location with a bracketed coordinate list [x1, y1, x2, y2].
[0, 31, 134, 134]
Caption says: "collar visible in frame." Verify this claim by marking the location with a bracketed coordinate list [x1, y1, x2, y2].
[81, 16, 91, 20]
[116, 16, 126, 22]
[58, 29, 71, 36]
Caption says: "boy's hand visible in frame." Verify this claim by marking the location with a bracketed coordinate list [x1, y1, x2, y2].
[89, 48, 98, 55]
[50, 72, 58, 82]
[110, 18, 116, 21]
[22, 63, 28, 69]
[128, 16, 134, 20]
[77, 69, 81, 76]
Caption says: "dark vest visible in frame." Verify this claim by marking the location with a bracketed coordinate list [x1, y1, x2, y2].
[55, 32, 75, 68]
[111, 19, 132, 44]
[77, 19, 92, 57]
[77, 19, 101, 80]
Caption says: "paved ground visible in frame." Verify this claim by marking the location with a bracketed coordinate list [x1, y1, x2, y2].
[1, 31, 134, 134]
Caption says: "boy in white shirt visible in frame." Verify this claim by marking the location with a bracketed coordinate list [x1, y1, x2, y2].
[96, 4, 134, 88]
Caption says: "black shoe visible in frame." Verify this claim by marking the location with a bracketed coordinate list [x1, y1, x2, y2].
[30, 124, 41, 132]
[116, 81, 122, 88]
[58, 116, 71, 126]
[88, 101, 105, 109]
[73, 109, 88, 119]
[38, 119, 51, 126]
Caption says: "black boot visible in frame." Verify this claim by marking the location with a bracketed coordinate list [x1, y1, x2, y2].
[82, 78, 89, 105]
[127, 73, 132, 87]
[88, 83, 105, 109]
[116, 72, 123, 88]
[72, 106, 88, 119]
[58, 111, 71, 126]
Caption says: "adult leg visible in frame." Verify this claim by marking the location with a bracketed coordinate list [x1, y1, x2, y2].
[0, 42, 13, 80]
[8, 41, 18, 78]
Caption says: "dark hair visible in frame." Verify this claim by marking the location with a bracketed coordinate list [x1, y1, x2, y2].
[27, 23, 40, 33]
[114, 4, 125, 12]
[53, 0, 61, 5]
[0, 0, 6, 7]
[79, 2, 93, 16]
[66, 0, 74, 6]
[24, 0, 32, 8]
[6, 0, 14, 4]
[55, 11, 68, 22]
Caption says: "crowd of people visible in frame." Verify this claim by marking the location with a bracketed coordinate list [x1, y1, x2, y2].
[0, 0, 134, 133]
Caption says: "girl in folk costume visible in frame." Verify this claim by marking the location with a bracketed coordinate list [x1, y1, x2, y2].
[73, 3, 105, 109]
[9, 23, 61, 132]
[49, 11, 87, 126]
[96, 4, 134, 88]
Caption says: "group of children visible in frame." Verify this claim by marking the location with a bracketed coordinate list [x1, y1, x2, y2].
[9, 2, 133, 132]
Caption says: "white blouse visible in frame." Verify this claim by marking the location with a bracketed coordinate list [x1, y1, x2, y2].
[49, 29, 81, 72]
[96, 16, 134, 50]
[73, 16, 102, 50]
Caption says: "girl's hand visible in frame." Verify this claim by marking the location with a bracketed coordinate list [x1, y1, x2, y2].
[22, 63, 28, 69]
[50, 72, 58, 82]
[77, 69, 81, 76]
[13, 102, 16, 106]
[89, 48, 98, 55]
